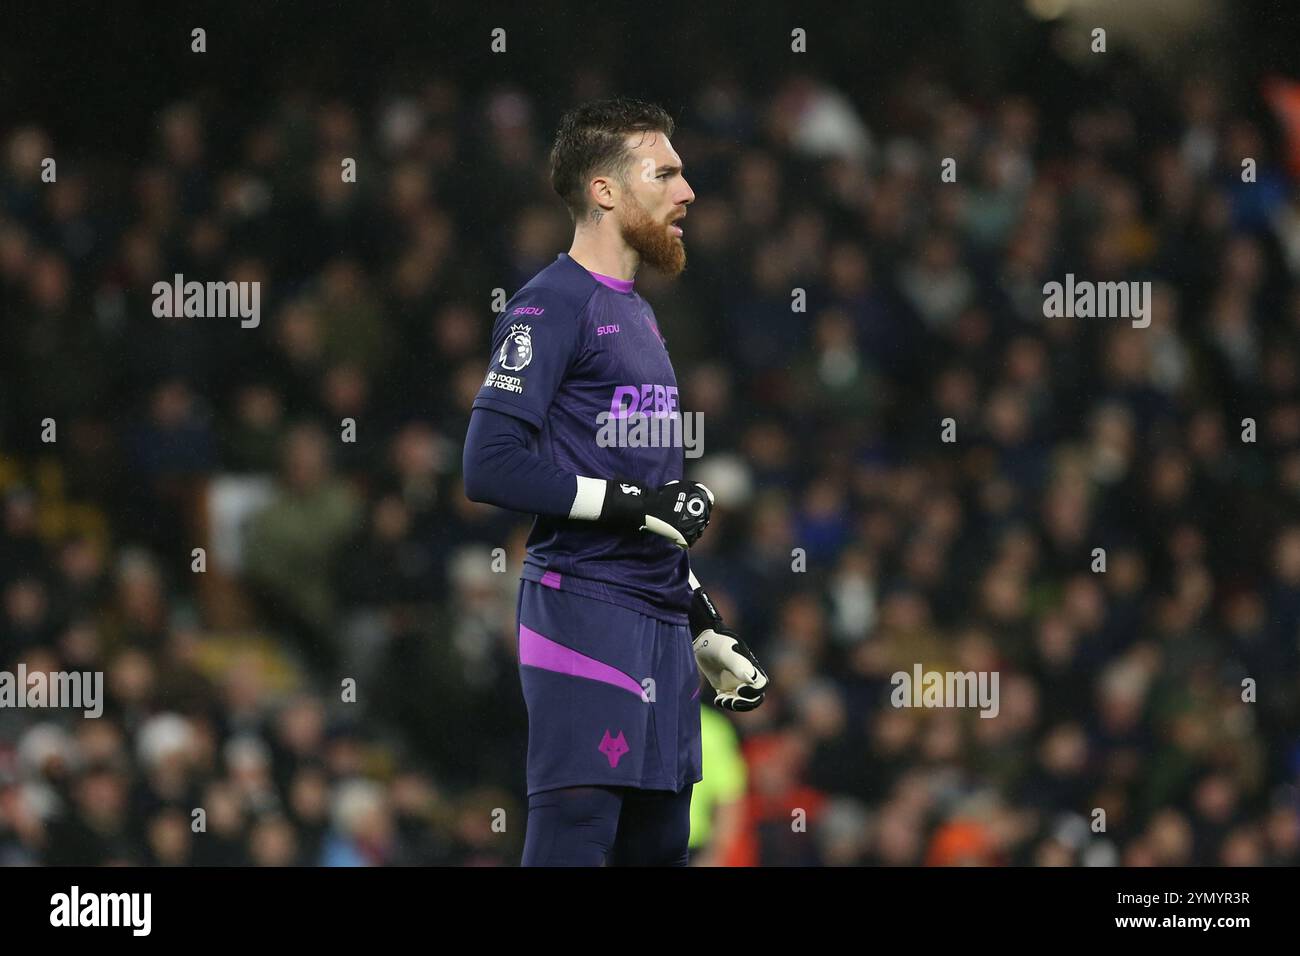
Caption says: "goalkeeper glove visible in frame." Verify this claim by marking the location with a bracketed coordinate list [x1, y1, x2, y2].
[597, 479, 714, 548]
[689, 584, 769, 712]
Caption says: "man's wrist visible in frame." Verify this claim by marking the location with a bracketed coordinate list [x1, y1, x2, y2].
[568, 475, 609, 520]
[689, 585, 725, 638]
[594, 478, 648, 529]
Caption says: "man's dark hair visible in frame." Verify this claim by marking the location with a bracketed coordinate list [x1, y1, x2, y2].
[549, 97, 675, 222]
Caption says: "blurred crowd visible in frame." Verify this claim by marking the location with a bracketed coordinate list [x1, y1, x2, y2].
[4, 48, 1300, 865]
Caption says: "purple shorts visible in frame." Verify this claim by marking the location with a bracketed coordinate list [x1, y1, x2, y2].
[516, 579, 703, 796]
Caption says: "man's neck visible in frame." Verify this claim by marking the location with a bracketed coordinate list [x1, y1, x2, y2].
[567, 232, 640, 283]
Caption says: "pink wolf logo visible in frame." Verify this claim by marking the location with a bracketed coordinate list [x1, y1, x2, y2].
[598, 730, 629, 768]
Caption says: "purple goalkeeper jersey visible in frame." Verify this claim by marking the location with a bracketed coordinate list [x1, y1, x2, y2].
[472, 252, 692, 622]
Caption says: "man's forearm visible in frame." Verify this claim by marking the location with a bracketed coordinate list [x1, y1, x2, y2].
[464, 407, 714, 547]
[460, 408, 664, 523]
[462, 406, 583, 517]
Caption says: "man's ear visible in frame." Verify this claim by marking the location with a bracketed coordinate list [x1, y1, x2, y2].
[588, 175, 617, 213]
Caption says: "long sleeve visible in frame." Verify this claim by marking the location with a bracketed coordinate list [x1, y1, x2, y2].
[462, 405, 581, 517]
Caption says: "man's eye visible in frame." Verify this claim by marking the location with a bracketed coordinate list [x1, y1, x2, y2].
[656, 172, 669, 180]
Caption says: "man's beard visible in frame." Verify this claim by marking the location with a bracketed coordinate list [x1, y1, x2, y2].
[619, 193, 686, 277]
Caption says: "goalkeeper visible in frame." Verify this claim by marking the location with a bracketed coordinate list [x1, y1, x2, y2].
[463, 97, 768, 866]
